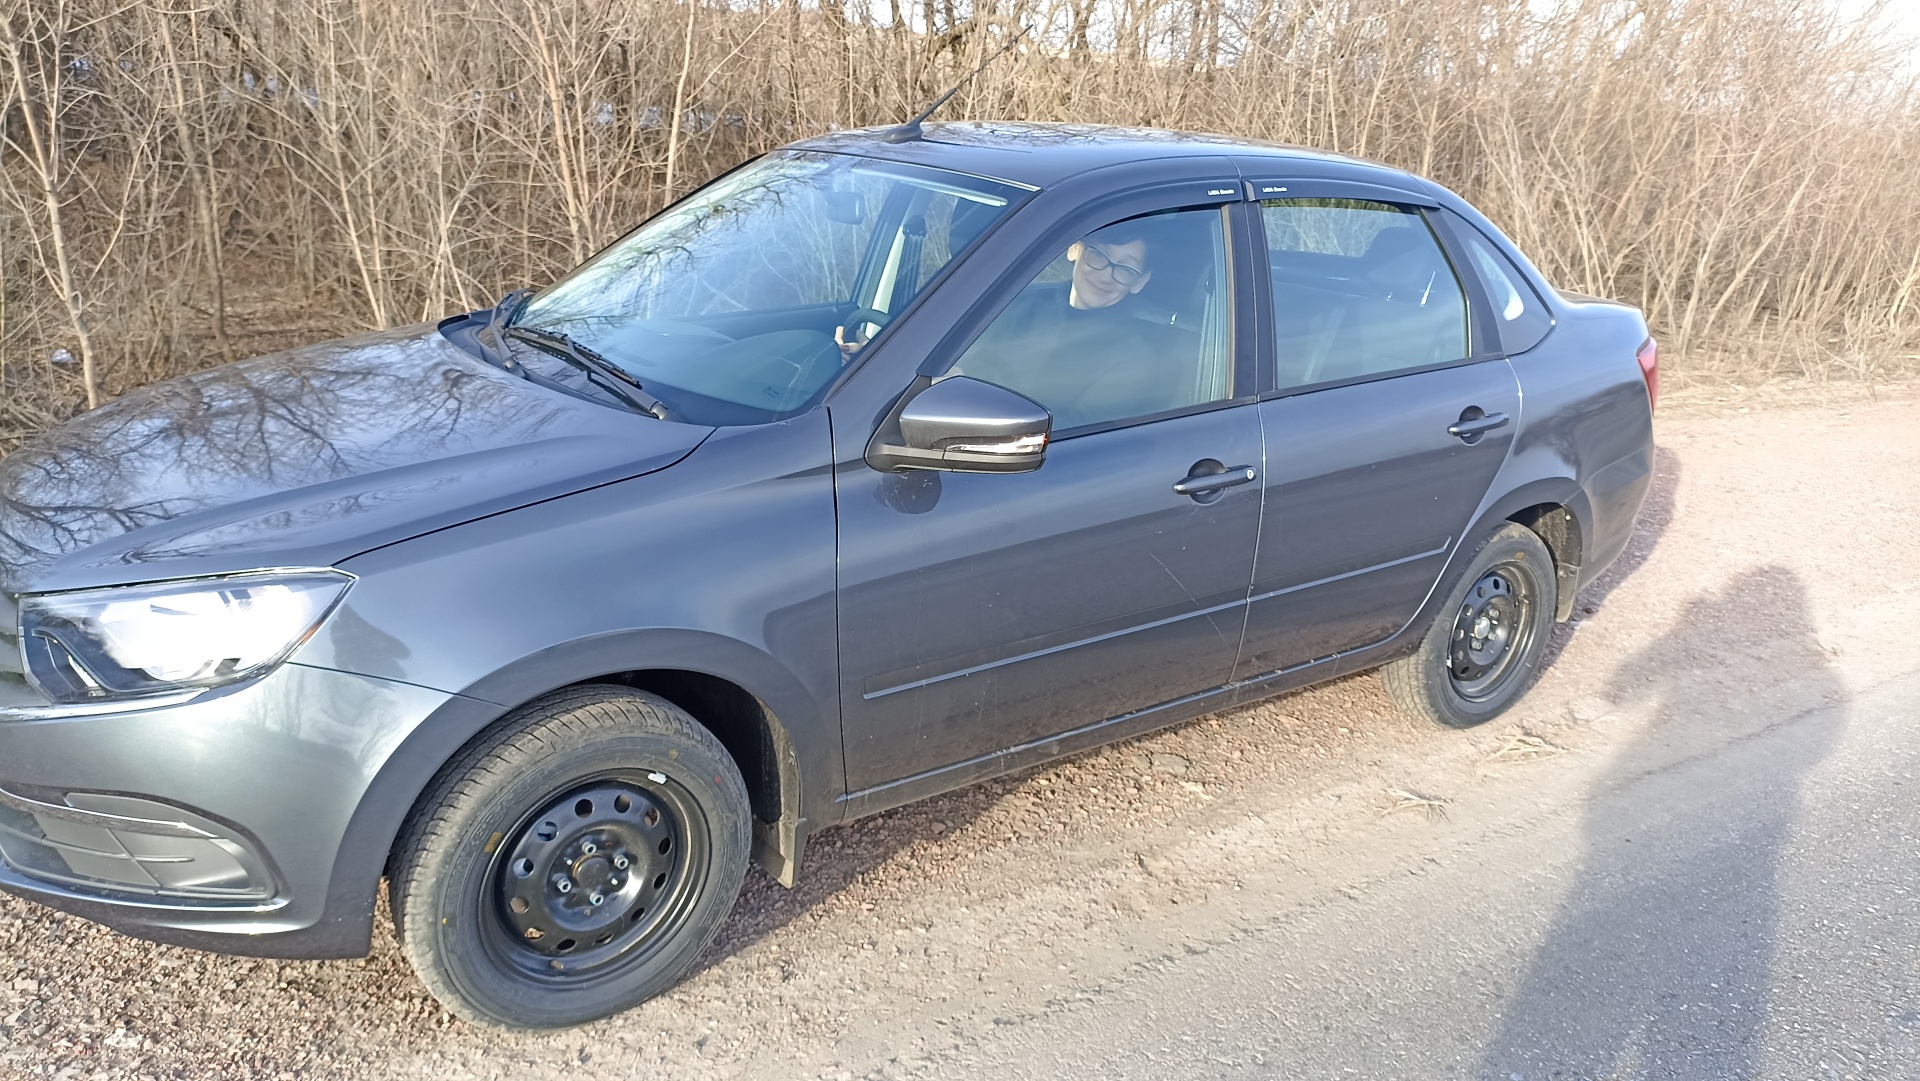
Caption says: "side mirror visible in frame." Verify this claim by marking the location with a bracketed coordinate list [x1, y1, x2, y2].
[867, 376, 1051, 474]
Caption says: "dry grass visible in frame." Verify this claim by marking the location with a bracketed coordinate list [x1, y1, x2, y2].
[3, 0, 1917, 451]
[1486, 729, 1567, 763]
[1382, 787, 1452, 822]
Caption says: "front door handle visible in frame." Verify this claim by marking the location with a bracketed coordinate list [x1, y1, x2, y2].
[1172, 464, 1258, 498]
[1447, 411, 1510, 442]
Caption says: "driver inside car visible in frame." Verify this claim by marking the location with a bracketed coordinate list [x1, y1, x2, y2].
[1063, 228, 1154, 310]
[949, 215, 1206, 430]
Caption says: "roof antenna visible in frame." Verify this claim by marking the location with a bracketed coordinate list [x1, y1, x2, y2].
[883, 27, 1029, 144]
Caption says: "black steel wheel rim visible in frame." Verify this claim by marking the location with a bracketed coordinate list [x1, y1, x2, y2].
[478, 770, 710, 984]
[1448, 562, 1538, 701]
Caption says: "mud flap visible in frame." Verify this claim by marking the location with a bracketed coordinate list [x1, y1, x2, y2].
[752, 815, 809, 889]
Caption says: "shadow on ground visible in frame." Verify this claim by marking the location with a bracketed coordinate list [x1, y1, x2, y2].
[1477, 564, 1846, 1079]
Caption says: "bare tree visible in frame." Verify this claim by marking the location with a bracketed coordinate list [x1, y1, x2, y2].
[2, 0, 1917, 452]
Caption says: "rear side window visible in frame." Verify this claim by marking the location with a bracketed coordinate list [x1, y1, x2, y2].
[1261, 199, 1468, 391]
[1453, 223, 1553, 354]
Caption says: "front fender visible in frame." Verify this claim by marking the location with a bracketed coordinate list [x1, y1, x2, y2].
[455, 626, 837, 829]
[292, 414, 843, 947]
[316, 625, 837, 957]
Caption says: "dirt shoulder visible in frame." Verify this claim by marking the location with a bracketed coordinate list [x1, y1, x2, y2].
[2, 391, 1917, 1080]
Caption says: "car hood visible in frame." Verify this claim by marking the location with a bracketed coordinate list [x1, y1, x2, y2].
[0, 325, 713, 594]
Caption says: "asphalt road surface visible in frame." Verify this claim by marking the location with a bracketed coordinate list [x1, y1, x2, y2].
[1, 383, 1916, 1080]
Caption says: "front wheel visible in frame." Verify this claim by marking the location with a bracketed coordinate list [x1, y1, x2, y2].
[1382, 523, 1559, 728]
[390, 686, 751, 1029]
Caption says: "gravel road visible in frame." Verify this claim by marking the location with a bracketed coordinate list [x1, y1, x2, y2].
[2, 383, 1917, 1080]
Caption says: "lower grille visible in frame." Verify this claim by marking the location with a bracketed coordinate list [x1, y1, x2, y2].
[0, 785, 274, 902]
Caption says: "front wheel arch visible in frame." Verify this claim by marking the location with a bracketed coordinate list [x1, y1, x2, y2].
[378, 666, 808, 890]
[316, 633, 833, 958]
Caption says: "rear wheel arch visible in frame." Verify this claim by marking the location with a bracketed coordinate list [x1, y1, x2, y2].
[1508, 501, 1584, 620]
[1457, 477, 1593, 623]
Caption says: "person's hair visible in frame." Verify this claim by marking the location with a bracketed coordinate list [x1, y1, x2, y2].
[1086, 212, 1178, 268]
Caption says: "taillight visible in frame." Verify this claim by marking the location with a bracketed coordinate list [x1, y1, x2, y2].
[1636, 336, 1659, 413]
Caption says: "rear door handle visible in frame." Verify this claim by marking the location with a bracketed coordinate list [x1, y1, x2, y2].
[1172, 465, 1258, 497]
[1447, 412, 1510, 441]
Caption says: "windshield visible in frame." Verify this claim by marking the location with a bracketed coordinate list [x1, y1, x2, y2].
[515, 151, 1026, 425]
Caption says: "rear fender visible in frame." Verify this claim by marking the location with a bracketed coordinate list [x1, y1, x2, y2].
[1332, 476, 1589, 682]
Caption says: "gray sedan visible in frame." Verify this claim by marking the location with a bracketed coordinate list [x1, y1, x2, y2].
[0, 123, 1655, 1029]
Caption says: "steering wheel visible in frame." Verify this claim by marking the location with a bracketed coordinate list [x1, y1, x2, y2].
[835, 307, 892, 357]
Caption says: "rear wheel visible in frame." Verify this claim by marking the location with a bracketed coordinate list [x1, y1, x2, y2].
[1382, 523, 1558, 728]
[390, 686, 750, 1029]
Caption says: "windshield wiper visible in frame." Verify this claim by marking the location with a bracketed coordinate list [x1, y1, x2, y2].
[504, 326, 675, 420]
[478, 288, 535, 371]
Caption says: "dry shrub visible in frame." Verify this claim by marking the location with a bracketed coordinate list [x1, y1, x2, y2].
[2, 0, 1916, 451]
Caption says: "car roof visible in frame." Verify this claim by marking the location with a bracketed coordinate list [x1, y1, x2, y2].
[788, 121, 1414, 191]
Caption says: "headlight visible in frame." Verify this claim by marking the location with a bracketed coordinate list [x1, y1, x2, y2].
[17, 570, 353, 704]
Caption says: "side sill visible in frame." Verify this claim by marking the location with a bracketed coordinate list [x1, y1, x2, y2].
[836, 665, 1310, 823]
[831, 633, 1431, 828]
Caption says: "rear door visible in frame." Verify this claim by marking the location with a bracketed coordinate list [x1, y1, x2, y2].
[1235, 183, 1520, 681]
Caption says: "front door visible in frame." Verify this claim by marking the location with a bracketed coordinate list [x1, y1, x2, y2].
[1235, 193, 1521, 680]
[835, 198, 1262, 797]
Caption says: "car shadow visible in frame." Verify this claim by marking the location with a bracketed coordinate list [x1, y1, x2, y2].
[1475, 564, 1846, 1078]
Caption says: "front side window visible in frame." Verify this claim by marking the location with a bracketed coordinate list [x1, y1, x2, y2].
[517, 151, 1021, 424]
[1263, 199, 1468, 391]
[947, 207, 1233, 432]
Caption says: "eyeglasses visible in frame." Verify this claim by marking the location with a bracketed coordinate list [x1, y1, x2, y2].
[1078, 243, 1147, 287]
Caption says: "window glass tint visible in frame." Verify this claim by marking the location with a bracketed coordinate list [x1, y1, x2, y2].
[1456, 225, 1553, 354]
[517, 151, 1018, 424]
[1262, 199, 1467, 390]
[947, 207, 1233, 431]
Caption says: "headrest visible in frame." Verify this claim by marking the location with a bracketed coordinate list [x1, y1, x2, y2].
[1361, 226, 1440, 299]
[1361, 226, 1426, 266]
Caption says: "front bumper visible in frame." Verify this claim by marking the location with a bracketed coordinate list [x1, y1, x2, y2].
[0, 662, 458, 957]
